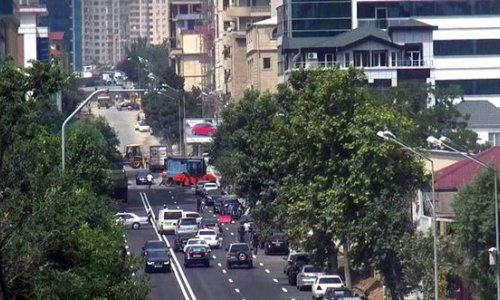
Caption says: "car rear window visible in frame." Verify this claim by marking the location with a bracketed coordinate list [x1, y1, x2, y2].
[189, 246, 208, 252]
[199, 230, 216, 235]
[304, 267, 322, 273]
[230, 244, 250, 252]
[319, 277, 342, 284]
[164, 211, 182, 220]
[147, 250, 169, 259]
[205, 183, 217, 188]
[146, 241, 165, 249]
[181, 218, 197, 225]
[186, 213, 199, 218]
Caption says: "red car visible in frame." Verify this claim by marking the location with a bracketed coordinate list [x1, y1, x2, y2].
[192, 123, 216, 136]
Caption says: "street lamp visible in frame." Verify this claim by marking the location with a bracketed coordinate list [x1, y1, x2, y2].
[377, 130, 439, 300]
[62, 88, 145, 170]
[428, 135, 500, 300]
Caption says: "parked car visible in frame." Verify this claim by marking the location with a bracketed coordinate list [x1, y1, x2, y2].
[175, 217, 199, 235]
[287, 254, 313, 285]
[135, 171, 153, 185]
[196, 229, 222, 248]
[115, 212, 150, 230]
[283, 252, 311, 275]
[135, 120, 151, 132]
[263, 233, 289, 255]
[142, 240, 167, 257]
[225, 243, 253, 269]
[144, 249, 171, 273]
[296, 265, 325, 290]
[183, 245, 210, 267]
[323, 287, 361, 300]
[191, 122, 216, 136]
[312, 275, 345, 300]
[173, 232, 196, 252]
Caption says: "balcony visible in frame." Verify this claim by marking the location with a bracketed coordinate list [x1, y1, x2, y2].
[172, 13, 202, 21]
[290, 58, 433, 71]
[225, 5, 270, 18]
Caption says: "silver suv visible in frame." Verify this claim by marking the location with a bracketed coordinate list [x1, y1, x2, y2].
[225, 243, 253, 269]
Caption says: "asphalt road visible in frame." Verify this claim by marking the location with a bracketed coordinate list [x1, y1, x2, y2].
[119, 186, 311, 300]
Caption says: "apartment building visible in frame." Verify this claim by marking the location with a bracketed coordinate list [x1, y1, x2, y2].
[82, 0, 129, 66]
[277, 0, 500, 104]
[149, 0, 169, 45]
[246, 16, 278, 93]
[17, 0, 49, 67]
[0, 0, 20, 62]
[129, 0, 150, 42]
[213, 0, 271, 101]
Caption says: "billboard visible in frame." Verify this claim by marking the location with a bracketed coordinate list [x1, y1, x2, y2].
[184, 118, 218, 144]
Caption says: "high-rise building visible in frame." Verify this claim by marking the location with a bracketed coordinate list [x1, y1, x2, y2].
[149, 0, 169, 45]
[17, 0, 50, 67]
[0, 0, 20, 63]
[82, 0, 130, 66]
[129, 0, 150, 42]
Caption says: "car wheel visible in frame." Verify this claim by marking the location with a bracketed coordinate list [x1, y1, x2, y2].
[132, 222, 140, 230]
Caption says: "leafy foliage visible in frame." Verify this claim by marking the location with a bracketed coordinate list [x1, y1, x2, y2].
[0, 59, 148, 299]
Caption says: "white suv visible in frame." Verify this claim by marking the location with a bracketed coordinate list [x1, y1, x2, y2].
[203, 182, 219, 192]
[312, 275, 345, 300]
[157, 209, 183, 234]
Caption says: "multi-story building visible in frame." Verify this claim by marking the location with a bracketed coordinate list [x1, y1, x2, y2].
[149, 0, 169, 45]
[129, 0, 150, 42]
[82, 0, 130, 66]
[17, 0, 50, 67]
[213, 0, 271, 101]
[38, 0, 83, 71]
[246, 16, 278, 93]
[277, 0, 500, 104]
[0, 0, 20, 63]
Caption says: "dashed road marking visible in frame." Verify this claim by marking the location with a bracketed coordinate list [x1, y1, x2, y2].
[217, 263, 222, 267]
[177, 206, 180, 209]
[230, 232, 234, 236]
[174, 201, 177, 204]
[259, 262, 264, 267]
[252, 254, 256, 259]
[212, 255, 217, 259]
[281, 288, 288, 293]
[273, 278, 278, 283]
[171, 196, 174, 199]
[225, 227, 229, 230]
[169, 191, 171, 193]
[228, 278, 233, 283]
[265, 269, 270, 273]
[213, 214, 217, 217]
[209, 210, 213, 213]
[235, 289, 240, 293]
[222, 269, 227, 274]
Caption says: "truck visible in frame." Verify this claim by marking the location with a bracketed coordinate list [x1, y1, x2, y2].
[149, 145, 170, 171]
[164, 156, 216, 186]
[97, 95, 113, 109]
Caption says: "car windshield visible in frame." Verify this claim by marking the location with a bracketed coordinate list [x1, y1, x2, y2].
[186, 213, 199, 219]
[177, 234, 193, 240]
[188, 246, 208, 252]
[304, 267, 322, 273]
[147, 250, 169, 259]
[294, 255, 310, 263]
[188, 239, 205, 245]
[230, 244, 250, 252]
[145, 241, 165, 249]
[319, 277, 342, 284]
[180, 218, 197, 225]
[164, 211, 182, 220]
[199, 230, 216, 235]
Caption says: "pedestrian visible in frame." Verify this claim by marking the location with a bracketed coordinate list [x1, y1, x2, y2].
[159, 170, 168, 186]
[146, 173, 153, 189]
[196, 197, 202, 213]
[238, 224, 245, 243]
[252, 232, 259, 255]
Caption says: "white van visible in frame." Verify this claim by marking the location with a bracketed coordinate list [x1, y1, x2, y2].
[183, 211, 202, 224]
[157, 208, 183, 234]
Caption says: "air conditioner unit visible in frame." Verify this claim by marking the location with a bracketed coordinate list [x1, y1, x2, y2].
[306, 52, 318, 60]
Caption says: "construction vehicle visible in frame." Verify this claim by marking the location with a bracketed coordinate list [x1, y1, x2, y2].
[149, 145, 170, 172]
[123, 144, 148, 169]
[165, 156, 216, 186]
[97, 95, 113, 109]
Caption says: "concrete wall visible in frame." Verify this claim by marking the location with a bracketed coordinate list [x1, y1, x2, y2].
[227, 34, 248, 101]
[246, 24, 278, 92]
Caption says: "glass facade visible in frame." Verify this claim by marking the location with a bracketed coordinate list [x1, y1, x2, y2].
[434, 39, 500, 56]
[436, 79, 500, 95]
[357, 0, 500, 19]
[37, 37, 50, 62]
[278, 0, 351, 38]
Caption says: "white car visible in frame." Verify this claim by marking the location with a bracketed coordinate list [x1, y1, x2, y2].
[312, 275, 345, 300]
[196, 229, 222, 248]
[183, 211, 202, 224]
[183, 238, 210, 253]
[115, 212, 150, 230]
[296, 265, 325, 290]
[135, 120, 151, 132]
[203, 182, 219, 192]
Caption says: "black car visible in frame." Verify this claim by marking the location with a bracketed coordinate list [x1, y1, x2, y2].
[284, 252, 311, 276]
[135, 171, 152, 185]
[324, 287, 360, 300]
[204, 193, 224, 207]
[195, 180, 211, 196]
[183, 245, 210, 267]
[142, 240, 167, 257]
[226, 243, 253, 269]
[173, 232, 196, 252]
[287, 255, 312, 285]
[144, 249, 171, 273]
[263, 233, 289, 255]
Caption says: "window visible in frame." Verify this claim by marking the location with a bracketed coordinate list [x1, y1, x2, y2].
[436, 79, 500, 95]
[434, 39, 500, 56]
[354, 51, 370, 67]
[489, 133, 500, 146]
[344, 53, 350, 67]
[263, 57, 271, 69]
[372, 51, 388, 67]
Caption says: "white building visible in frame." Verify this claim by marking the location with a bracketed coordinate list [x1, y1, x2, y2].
[17, 2, 48, 68]
[277, 0, 500, 103]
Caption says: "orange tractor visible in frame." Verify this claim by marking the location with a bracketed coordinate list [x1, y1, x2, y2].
[166, 156, 216, 186]
[123, 144, 148, 169]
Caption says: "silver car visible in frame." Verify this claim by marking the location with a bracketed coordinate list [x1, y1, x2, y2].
[116, 212, 150, 230]
[175, 217, 199, 234]
[296, 265, 325, 291]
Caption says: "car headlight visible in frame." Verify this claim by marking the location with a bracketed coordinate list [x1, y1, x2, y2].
[147, 261, 154, 265]
[163, 261, 170, 265]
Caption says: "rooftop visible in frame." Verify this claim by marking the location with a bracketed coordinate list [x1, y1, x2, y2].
[455, 100, 500, 128]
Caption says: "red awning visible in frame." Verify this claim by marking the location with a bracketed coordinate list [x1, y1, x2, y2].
[49, 32, 64, 41]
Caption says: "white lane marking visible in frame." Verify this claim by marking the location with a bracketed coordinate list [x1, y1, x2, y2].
[177, 206, 180, 209]
[235, 289, 240, 293]
[124, 239, 127, 244]
[169, 191, 172, 193]
[171, 196, 175, 199]
[259, 262, 264, 267]
[265, 269, 270, 273]
[213, 214, 217, 217]
[281, 288, 288, 293]
[141, 192, 197, 300]
[139, 192, 190, 300]
[228, 278, 233, 283]
[209, 210, 213, 213]
[225, 227, 229, 230]
[212, 255, 217, 259]
[273, 278, 278, 283]
[217, 263, 222, 267]
[174, 201, 177, 204]
[230, 232, 234, 236]
[222, 269, 227, 274]
[252, 255, 256, 259]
